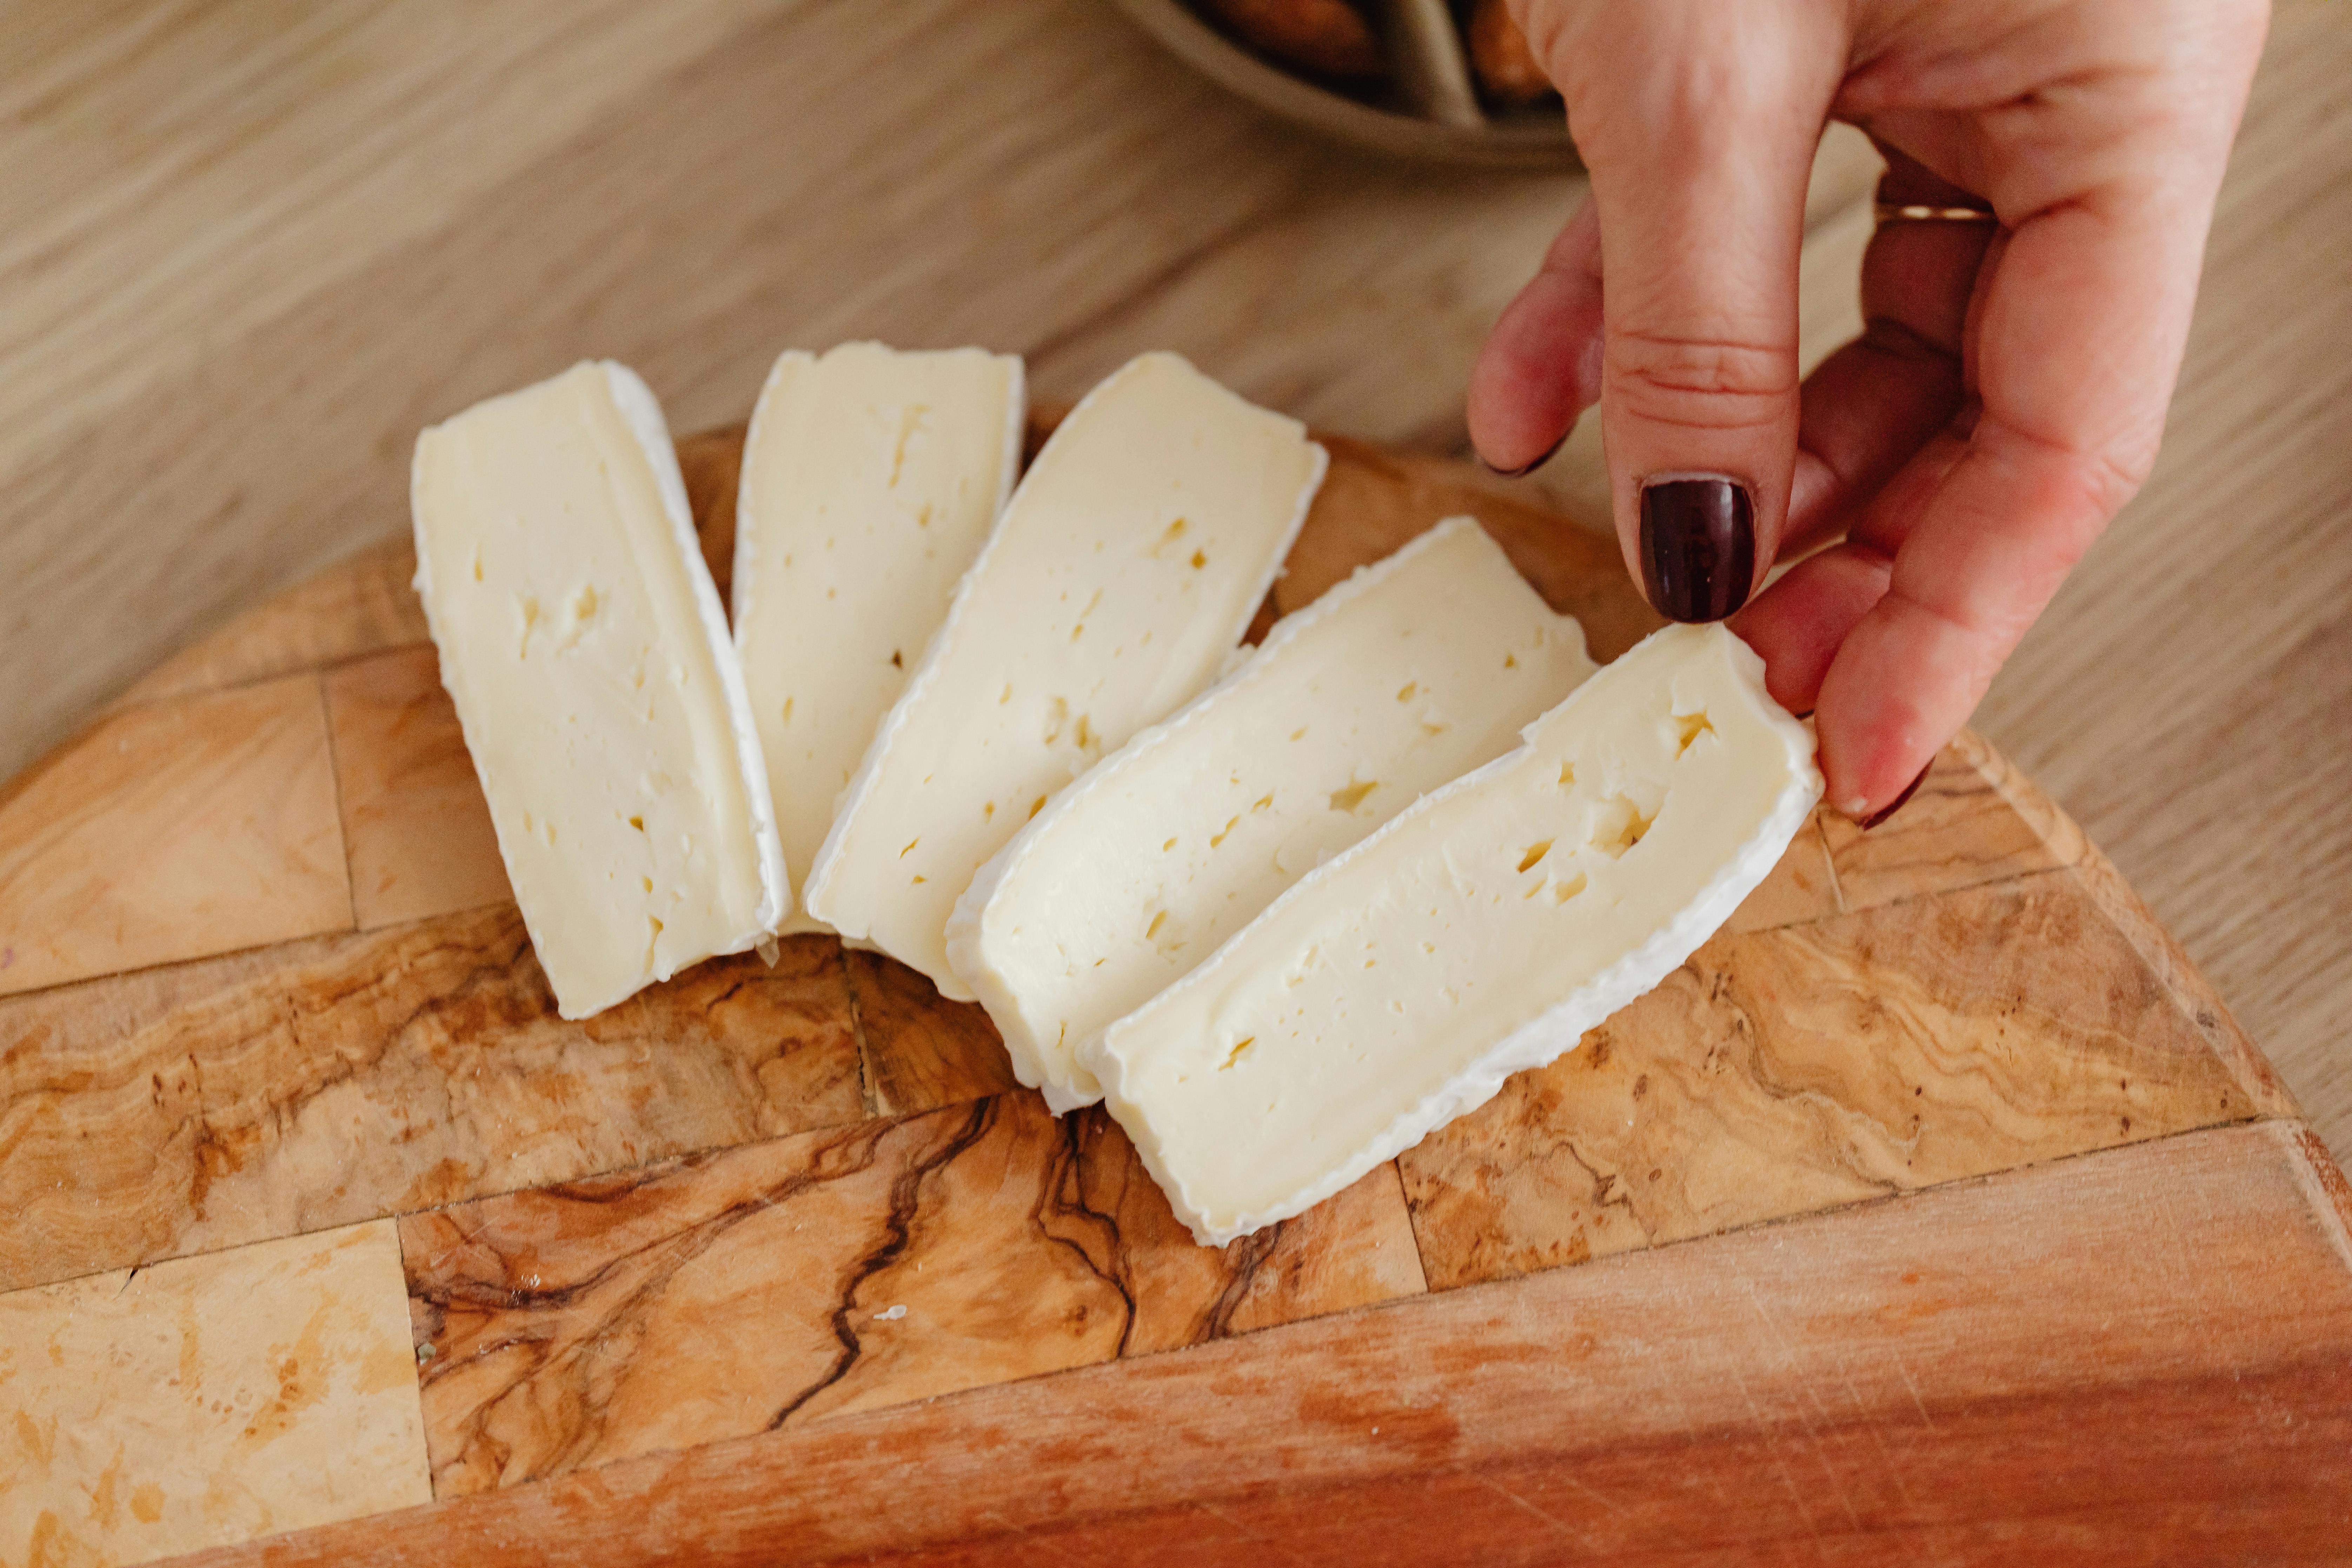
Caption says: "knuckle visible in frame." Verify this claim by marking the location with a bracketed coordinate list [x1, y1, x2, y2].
[1607, 329, 1796, 431]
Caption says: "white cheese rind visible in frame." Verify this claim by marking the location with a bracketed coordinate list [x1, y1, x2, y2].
[732, 343, 1024, 937]
[802, 352, 1327, 1000]
[946, 517, 1597, 1113]
[1084, 622, 1821, 1245]
[410, 360, 787, 1019]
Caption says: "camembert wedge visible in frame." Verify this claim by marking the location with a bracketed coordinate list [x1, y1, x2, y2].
[947, 517, 1596, 1111]
[1085, 622, 1821, 1245]
[733, 343, 1023, 936]
[803, 352, 1326, 998]
[411, 361, 785, 1019]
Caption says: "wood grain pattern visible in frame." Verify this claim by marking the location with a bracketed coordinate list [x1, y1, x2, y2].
[1820, 726, 2087, 913]
[1075, 1116, 1429, 1356]
[1396, 868, 2275, 1291]
[404, 1096, 1128, 1496]
[0, 674, 350, 998]
[0, 1220, 428, 1568]
[2069, 839, 2297, 1123]
[1721, 809, 1841, 934]
[842, 950, 1021, 1120]
[0, 914, 865, 1293]
[173, 1122, 2352, 1568]
[324, 644, 509, 930]
[402, 1094, 1424, 1498]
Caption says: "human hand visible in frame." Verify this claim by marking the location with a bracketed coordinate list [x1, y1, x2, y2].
[1465, 0, 2267, 821]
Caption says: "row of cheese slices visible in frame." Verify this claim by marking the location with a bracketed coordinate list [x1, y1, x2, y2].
[410, 348, 1821, 1244]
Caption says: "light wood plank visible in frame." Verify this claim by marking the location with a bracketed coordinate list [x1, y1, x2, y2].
[0, 675, 349, 997]
[323, 645, 508, 930]
[0, 1219, 429, 1568]
[168, 1121, 2352, 1566]
[109, 540, 427, 712]
[1817, 726, 2088, 913]
[1721, 809, 1842, 934]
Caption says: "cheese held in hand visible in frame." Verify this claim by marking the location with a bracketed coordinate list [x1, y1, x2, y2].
[947, 517, 1596, 1112]
[733, 343, 1024, 937]
[411, 361, 786, 1019]
[803, 352, 1326, 999]
[1085, 622, 1822, 1245]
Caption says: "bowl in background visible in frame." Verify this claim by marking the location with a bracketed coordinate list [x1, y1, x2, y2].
[1114, 0, 1577, 169]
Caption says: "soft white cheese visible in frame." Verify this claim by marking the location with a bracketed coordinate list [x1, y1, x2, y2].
[1085, 622, 1821, 1245]
[947, 517, 1596, 1112]
[733, 343, 1023, 937]
[411, 361, 786, 1019]
[802, 353, 1326, 999]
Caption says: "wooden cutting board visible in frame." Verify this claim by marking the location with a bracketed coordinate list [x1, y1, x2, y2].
[2, 423, 2347, 1568]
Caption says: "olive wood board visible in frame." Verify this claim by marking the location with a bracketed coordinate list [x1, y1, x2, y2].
[0, 420, 2343, 1568]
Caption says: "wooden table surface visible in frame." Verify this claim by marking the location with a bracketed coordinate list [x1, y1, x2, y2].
[3, 0, 2347, 1191]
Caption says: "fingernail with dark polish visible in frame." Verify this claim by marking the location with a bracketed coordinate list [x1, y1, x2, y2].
[1482, 430, 1569, 479]
[1860, 765, 1931, 831]
[1639, 476, 1756, 622]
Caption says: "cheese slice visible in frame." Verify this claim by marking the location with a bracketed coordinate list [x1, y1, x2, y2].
[411, 361, 786, 1019]
[733, 343, 1023, 937]
[802, 352, 1326, 999]
[1085, 622, 1821, 1245]
[947, 517, 1597, 1112]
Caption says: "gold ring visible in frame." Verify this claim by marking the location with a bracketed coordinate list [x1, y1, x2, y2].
[1874, 201, 1999, 225]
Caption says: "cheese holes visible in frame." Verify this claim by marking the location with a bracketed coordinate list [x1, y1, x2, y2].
[1517, 840, 1553, 873]
[1592, 795, 1655, 858]
[1674, 709, 1715, 756]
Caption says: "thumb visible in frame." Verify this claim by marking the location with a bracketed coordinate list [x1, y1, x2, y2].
[1547, 1, 1844, 622]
